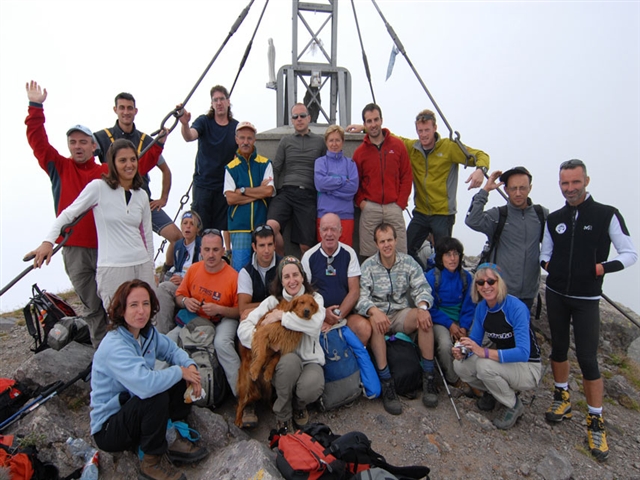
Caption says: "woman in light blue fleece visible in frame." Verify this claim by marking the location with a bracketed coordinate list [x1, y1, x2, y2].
[90, 279, 207, 480]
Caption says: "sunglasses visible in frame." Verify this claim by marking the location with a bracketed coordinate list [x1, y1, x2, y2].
[292, 113, 309, 120]
[415, 113, 436, 123]
[475, 278, 497, 287]
[560, 159, 585, 170]
[254, 224, 273, 234]
[202, 228, 223, 238]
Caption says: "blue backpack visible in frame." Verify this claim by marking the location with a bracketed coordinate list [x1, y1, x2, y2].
[318, 325, 362, 411]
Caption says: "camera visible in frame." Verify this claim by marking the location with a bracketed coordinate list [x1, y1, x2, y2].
[454, 341, 468, 356]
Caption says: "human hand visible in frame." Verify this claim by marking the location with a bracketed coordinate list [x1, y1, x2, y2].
[346, 124, 364, 133]
[261, 177, 273, 186]
[458, 336, 481, 357]
[262, 309, 283, 325]
[359, 200, 367, 210]
[325, 305, 341, 326]
[595, 263, 605, 276]
[177, 104, 191, 125]
[183, 297, 201, 313]
[149, 196, 168, 211]
[26, 80, 47, 104]
[201, 302, 219, 318]
[416, 308, 433, 331]
[449, 323, 463, 341]
[369, 309, 390, 335]
[181, 365, 202, 398]
[29, 242, 54, 268]
[321, 321, 333, 333]
[157, 128, 170, 145]
[169, 274, 183, 286]
[466, 168, 486, 190]
[482, 170, 503, 192]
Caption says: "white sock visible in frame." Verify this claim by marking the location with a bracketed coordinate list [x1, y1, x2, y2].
[554, 382, 569, 390]
[588, 405, 603, 416]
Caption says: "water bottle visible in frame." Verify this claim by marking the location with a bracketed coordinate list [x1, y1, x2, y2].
[66, 437, 97, 463]
[79, 451, 99, 480]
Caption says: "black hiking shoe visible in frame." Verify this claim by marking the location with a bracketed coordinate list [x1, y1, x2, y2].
[380, 377, 402, 415]
[476, 392, 496, 411]
[422, 372, 439, 408]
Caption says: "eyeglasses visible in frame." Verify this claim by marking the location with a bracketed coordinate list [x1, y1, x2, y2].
[212, 97, 227, 103]
[560, 159, 585, 170]
[505, 186, 530, 193]
[202, 228, 223, 238]
[443, 251, 460, 258]
[291, 113, 309, 120]
[475, 278, 497, 287]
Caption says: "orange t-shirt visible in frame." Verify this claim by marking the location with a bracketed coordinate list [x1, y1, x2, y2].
[176, 261, 238, 320]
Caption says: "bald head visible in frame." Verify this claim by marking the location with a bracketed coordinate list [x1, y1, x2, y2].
[319, 213, 342, 254]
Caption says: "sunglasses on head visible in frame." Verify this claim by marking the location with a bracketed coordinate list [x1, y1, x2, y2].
[560, 159, 585, 170]
[202, 228, 223, 238]
[292, 113, 309, 120]
[254, 224, 273, 234]
[475, 278, 497, 286]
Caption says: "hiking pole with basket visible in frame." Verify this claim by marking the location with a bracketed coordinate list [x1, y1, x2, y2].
[0, 362, 92, 433]
[434, 357, 461, 423]
[0, 209, 90, 298]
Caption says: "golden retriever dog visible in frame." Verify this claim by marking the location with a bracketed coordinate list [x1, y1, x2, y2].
[234, 294, 319, 428]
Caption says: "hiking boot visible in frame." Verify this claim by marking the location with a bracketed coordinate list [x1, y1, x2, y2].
[276, 418, 294, 434]
[167, 437, 209, 464]
[139, 454, 185, 480]
[241, 404, 258, 429]
[293, 406, 309, 427]
[493, 396, 525, 430]
[380, 377, 402, 415]
[586, 413, 609, 462]
[451, 378, 475, 398]
[545, 387, 572, 423]
[476, 392, 496, 411]
[422, 373, 439, 408]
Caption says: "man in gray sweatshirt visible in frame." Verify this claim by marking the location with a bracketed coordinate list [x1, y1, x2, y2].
[465, 166, 548, 309]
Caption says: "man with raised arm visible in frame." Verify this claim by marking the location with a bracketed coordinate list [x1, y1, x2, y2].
[24, 81, 163, 347]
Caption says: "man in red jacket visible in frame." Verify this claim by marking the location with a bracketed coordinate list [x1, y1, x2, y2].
[353, 103, 413, 258]
[24, 80, 162, 347]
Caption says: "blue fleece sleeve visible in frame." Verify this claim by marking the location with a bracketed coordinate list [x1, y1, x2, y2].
[497, 298, 531, 363]
[459, 271, 475, 331]
[468, 304, 485, 346]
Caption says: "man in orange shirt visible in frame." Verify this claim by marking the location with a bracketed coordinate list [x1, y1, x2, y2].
[175, 229, 240, 397]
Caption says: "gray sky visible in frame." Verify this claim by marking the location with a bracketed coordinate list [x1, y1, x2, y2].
[1, 0, 638, 313]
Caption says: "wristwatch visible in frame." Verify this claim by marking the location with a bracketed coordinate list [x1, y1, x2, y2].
[476, 166, 488, 175]
[240, 187, 246, 195]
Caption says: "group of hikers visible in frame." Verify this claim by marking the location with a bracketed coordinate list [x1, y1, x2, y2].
[23, 80, 637, 479]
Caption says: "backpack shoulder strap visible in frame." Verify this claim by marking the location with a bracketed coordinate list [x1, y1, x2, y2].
[459, 268, 469, 295]
[432, 268, 442, 305]
[137, 133, 146, 155]
[533, 204, 546, 243]
[488, 205, 508, 260]
[103, 128, 115, 144]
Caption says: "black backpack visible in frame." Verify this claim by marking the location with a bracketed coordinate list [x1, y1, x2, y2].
[385, 334, 422, 397]
[270, 423, 429, 480]
[23, 284, 77, 353]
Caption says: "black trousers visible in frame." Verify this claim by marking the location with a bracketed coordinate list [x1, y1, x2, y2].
[93, 380, 191, 456]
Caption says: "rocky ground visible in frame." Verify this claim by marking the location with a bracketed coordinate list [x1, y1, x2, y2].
[1, 285, 640, 480]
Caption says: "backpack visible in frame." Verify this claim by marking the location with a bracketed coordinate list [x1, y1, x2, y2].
[342, 326, 380, 399]
[385, 333, 422, 397]
[23, 284, 77, 353]
[177, 318, 229, 408]
[47, 316, 91, 351]
[0, 379, 33, 424]
[318, 325, 362, 411]
[0, 443, 60, 480]
[477, 204, 546, 268]
[270, 423, 429, 480]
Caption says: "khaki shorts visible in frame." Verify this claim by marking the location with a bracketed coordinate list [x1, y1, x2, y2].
[388, 307, 413, 334]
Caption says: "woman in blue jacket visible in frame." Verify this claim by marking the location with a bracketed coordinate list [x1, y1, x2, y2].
[90, 280, 208, 480]
[453, 264, 541, 430]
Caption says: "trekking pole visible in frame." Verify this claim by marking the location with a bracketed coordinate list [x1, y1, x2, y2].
[434, 357, 461, 423]
[0, 362, 92, 432]
[0, 209, 91, 297]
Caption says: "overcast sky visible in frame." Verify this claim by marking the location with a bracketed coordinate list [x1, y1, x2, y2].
[1, 0, 638, 314]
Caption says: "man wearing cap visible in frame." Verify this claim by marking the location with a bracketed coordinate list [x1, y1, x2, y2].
[24, 81, 162, 346]
[94, 92, 182, 273]
[267, 103, 326, 256]
[224, 121, 275, 271]
[465, 166, 548, 309]
[180, 85, 238, 255]
[540, 159, 637, 462]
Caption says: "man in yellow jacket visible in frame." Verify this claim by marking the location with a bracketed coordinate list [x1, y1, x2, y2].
[397, 109, 489, 268]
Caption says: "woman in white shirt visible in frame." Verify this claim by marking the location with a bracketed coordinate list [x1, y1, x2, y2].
[32, 138, 164, 310]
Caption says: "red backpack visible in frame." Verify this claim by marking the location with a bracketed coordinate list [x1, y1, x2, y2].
[23, 284, 77, 352]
